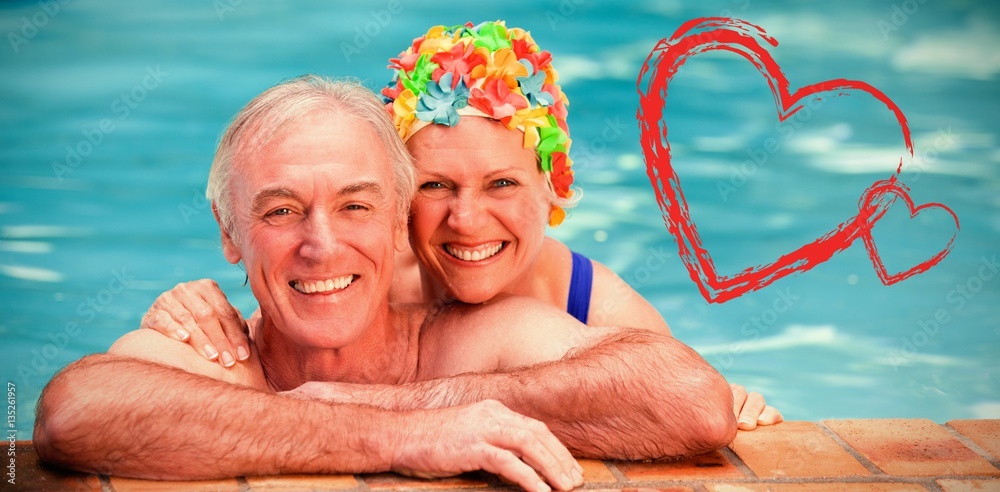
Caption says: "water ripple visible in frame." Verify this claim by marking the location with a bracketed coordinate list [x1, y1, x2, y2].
[0, 264, 64, 283]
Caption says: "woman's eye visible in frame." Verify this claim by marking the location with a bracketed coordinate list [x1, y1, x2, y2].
[493, 178, 518, 188]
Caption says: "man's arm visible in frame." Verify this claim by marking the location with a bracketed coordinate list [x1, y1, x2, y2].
[34, 351, 394, 479]
[33, 330, 582, 491]
[291, 296, 738, 460]
[587, 260, 783, 431]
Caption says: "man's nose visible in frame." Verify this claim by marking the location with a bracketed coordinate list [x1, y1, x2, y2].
[446, 190, 488, 235]
[298, 210, 341, 261]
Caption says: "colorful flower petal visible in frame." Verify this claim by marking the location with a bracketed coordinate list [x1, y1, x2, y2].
[549, 151, 574, 199]
[517, 61, 555, 107]
[431, 40, 486, 89]
[400, 54, 439, 96]
[468, 77, 529, 119]
[415, 73, 470, 127]
[471, 21, 511, 51]
[392, 88, 418, 139]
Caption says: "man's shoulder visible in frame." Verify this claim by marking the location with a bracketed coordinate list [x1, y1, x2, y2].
[109, 329, 269, 390]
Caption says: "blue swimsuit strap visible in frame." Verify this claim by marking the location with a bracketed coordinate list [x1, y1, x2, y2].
[567, 251, 594, 324]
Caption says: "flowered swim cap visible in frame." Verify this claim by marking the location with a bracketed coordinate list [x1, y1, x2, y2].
[381, 20, 575, 226]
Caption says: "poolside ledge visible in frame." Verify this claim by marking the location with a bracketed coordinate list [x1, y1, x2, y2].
[14, 419, 1000, 491]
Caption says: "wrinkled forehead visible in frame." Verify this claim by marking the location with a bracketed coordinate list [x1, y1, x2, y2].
[232, 111, 393, 200]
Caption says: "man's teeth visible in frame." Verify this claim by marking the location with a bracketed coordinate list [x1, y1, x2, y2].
[292, 275, 354, 294]
[444, 242, 504, 262]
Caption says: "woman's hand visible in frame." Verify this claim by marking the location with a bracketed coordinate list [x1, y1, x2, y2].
[731, 383, 784, 430]
[140, 279, 250, 368]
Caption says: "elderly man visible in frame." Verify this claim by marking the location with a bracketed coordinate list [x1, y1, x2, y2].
[33, 75, 736, 492]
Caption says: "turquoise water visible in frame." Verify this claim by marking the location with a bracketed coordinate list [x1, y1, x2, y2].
[2, 1, 998, 439]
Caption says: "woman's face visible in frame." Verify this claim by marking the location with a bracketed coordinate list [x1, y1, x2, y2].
[407, 117, 554, 304]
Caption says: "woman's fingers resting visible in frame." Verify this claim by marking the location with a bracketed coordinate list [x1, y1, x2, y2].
[140, 279, 250, 367]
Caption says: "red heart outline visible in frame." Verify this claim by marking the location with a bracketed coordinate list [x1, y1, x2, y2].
[859, 176, 960, 284]
[636, 17, 960, 303]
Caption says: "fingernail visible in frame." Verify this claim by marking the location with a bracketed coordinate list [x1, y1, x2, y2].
[174, 328, 189, 342]
[537, 480, 551, 492]
[739, 419, 753, 430]
[204, 344, 219, 360]
[560, 472, 572, 490]
[236, 345, 250, 361]
[573, 467, 583, 484]
[221, 351, 235, 367]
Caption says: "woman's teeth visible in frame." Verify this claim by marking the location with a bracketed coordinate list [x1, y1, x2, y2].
[444, 242, 504, 262]
[292, 275, 354, 294]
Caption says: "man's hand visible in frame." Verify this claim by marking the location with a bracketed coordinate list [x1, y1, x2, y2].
[140, 279, 251, 367]
[392, 400, 583, 492]
[285, 386, 579, 491]
[731, 383, 783, 430]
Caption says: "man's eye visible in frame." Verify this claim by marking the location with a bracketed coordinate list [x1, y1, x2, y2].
[345, 204, 369, 211]
[420, 181, 445, 190]
[268, 208, 292, 217]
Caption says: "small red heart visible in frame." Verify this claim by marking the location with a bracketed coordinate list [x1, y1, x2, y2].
[859, 177, 960, 284]
[636, 18, 959, 303]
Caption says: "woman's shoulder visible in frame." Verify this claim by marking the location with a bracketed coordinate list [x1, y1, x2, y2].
[585, 259, 672, 335]
[541, 236, 573, 259]
[545, 238, 616, 285]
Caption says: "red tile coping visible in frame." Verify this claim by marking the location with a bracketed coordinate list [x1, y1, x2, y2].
[10, 419, 1000, 490]
[824, 419, 1000, 477]
[729, 421, 871, 478]
[948, 419, 1000, 463]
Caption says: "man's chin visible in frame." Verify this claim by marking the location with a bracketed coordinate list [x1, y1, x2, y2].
[276, 316, 363, 349]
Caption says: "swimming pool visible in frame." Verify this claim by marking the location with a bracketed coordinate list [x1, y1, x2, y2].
[2, 0, 998, 439]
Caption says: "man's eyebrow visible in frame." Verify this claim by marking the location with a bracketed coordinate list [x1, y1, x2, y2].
[340, 181, 385, 198]
[250, 187, 300, 214]
[249, 182, 385, 213]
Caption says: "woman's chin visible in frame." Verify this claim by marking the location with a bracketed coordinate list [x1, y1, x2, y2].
[446, 282, 504, 305]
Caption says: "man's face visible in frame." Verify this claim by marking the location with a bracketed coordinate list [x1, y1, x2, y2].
[219, 109, 406, 349]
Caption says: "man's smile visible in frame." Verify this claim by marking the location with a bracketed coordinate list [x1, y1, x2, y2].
[290, 275, 356, 294]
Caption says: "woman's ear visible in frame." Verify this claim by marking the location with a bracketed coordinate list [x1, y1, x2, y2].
[548, 205, 566, 227]
[213, 203, 243, 264]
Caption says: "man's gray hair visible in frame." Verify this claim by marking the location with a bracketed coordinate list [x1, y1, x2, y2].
[206, 75, 416, 243]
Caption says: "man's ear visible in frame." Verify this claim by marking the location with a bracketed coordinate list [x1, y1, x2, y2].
[394, 212, 410, 253]
[212, 202, 243, 264]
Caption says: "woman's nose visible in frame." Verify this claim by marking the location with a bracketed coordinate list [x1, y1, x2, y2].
[446, 191, 488, 235]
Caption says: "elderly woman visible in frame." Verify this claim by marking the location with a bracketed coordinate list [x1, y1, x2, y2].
[143, 21, 781, 430]
[383, 22, 650, 329]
